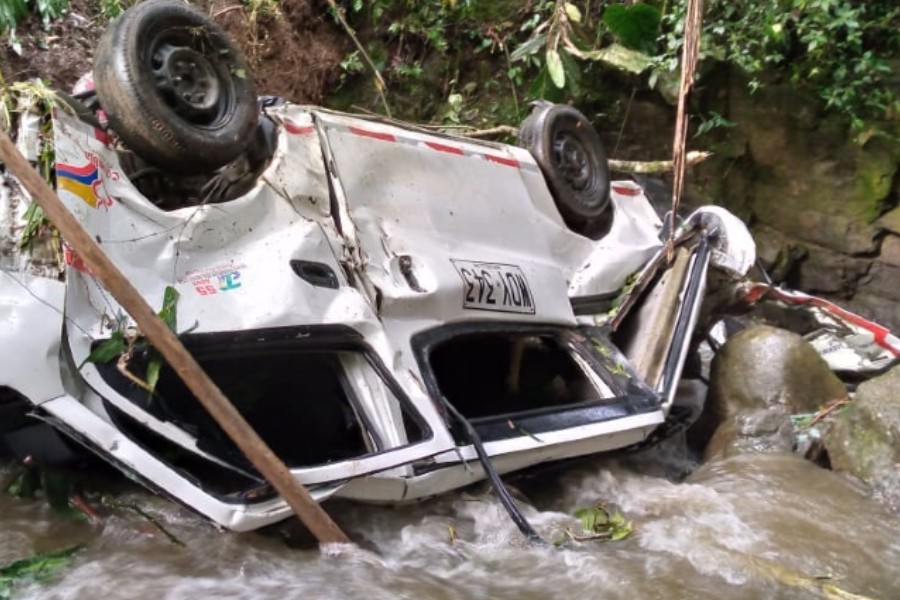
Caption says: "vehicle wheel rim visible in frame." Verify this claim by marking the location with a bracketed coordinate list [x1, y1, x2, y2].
[151, 43, 224, 124]
[552, 130, 591, 191]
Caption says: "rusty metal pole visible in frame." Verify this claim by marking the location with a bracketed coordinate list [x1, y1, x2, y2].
[0, 127, 351, 545]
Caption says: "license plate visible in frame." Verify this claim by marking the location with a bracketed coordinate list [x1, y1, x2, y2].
[451, 259, 535, 314]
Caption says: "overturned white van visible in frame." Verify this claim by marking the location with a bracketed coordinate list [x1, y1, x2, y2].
[0, 0, 766, 531]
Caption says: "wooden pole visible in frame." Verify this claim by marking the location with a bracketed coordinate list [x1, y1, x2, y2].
[669, 0, 705, 245]
[0, 127, 351, 545]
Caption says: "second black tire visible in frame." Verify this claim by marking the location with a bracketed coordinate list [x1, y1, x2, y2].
[519, 103, 611, 232]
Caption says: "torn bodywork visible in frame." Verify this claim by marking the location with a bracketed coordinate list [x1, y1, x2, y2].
[7, 0, 896, 533]
[0, 99, 762, 530]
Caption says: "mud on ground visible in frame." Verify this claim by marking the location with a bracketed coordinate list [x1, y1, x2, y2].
[0, 0, 347, 103]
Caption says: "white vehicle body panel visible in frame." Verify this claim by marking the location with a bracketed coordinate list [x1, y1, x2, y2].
[0, 102, 765, 530]
[0, 272, 66, 404]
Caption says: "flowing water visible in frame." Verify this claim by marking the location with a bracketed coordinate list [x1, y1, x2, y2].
[3, 445, 899, 600]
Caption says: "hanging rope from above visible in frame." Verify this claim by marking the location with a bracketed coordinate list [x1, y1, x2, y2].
[669, 0, 705, 251]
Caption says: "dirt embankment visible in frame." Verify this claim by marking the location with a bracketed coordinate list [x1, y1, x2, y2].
[1, 0, 348, 103]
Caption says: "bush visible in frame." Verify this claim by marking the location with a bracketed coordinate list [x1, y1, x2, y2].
[1, 0, 70, 42]
[658, 0, 900, 131]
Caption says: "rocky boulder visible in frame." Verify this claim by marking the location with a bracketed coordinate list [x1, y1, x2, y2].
[691, 69, 900, 332]
[823, 365, 900, 513]
[693, 325, 847, 461]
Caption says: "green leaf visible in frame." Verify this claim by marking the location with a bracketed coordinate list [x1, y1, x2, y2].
[144, 286, 179, 393]
[0, 544, 84, 596]
[572, 504, 633, 541]
[5, 468, 39, 498]
[79, 330, 127, 369]
[510, 32, 547, 62]
[602, 3, 661, 54]
[145, 357, 162, 393]
[577, 43, 653, 74]
[573, 507, 596, 532]
[529, 66, 566, 103]
[19, 203, 47, 249]
[560, 50, 582, 96]
[564, 2, 582, 23]
[546, 48, 565, 88]
[158, 286, 179, 332]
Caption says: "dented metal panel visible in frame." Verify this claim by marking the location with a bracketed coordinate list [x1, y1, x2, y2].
[47, 105, 459, 488]
[0, 98, 796, 531]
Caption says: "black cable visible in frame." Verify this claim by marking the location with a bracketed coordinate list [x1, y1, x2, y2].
[439, 398, 546, 546]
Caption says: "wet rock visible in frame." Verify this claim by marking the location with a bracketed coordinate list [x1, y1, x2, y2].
[878, 206, 900, 235]
[794, 243, 871, 295]
[692, 325, 847, 460]
[753, 203, 880, 255]
[691, 71, 900, 334]
[879, 234, 900, 268]
[844, 290, 900, 333]
[703, 407, 794, 461]
[823, 365, 900, 513]
[857, 261, 900, 300]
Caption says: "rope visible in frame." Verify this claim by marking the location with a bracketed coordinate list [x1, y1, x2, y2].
[668, 0, 705, 252]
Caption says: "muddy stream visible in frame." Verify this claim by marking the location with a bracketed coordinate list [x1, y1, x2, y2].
[3, 441, 899, 600]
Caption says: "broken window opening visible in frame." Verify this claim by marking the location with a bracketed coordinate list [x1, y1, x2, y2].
[104, 400, 277, 500]
[428, 332, 614, 423]
[95, 345, 427, 473]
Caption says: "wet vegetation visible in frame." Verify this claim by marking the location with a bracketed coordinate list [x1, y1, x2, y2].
[321, 0, 900, 138]
[0, 544, 83, 599]
[4, 1, 896, 135]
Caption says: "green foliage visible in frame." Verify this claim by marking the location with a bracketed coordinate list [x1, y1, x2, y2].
[337, 0, 531, 123]
[5, 466, 86, 521]
[241, 0, 279, 30]
[19, 202, 48, 248]
[694, 110, 737, 137]
[80, 286, 180, 394]
[79, 329, 128, 369]
[99, 0, 135, 19]
[509, 1, 658, 103]
[1, 80, 59, 253]
[350, 0, 482, 56]
[602, 3, 661, 53]
[0, 0, 69, 35]
[658, 0, 900, 131]
[0, 545, 83, 599]
[0, 0, 28, 37]
[563, 503, 634, 542]
[31, 0, 68, 23]
[341, 0, 897, 135]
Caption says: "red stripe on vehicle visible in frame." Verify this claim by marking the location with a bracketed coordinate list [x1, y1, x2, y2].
[425, 141, 464, 155]
[284, 121, 314, 135]
[93, 128, 111, 146]
[348, 126, 397, 142]
[64, 245, 91, 274]
[785, 294, 900, 357]
[612, 185, 641, 196]
[485, 154, 519, 168]
[744, 284, 900, 357]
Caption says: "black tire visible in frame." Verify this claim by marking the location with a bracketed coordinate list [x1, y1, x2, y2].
[519, 103, 611, 231]
[93, 0, 258, 174]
